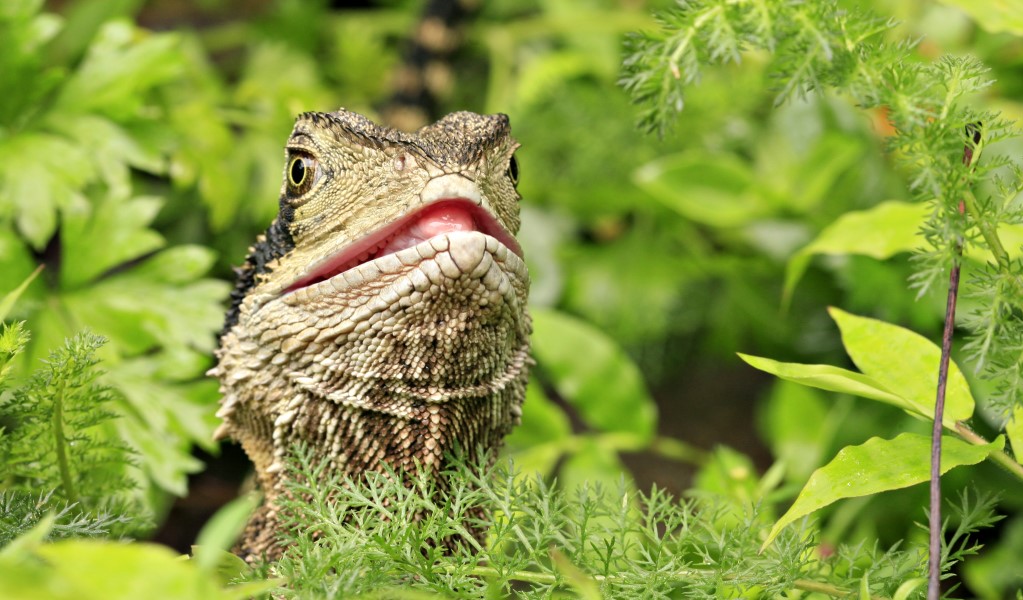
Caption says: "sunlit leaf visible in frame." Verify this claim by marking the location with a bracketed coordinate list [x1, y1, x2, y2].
[830, 308, 974, 428]
[738, 354, 906, 407]
[763, 433, 1004, 547]
[54, 20, 185, 116]
[936, 0, 1023, 35]
[783, 201, 927, 304]
[0, 133, 93, 249]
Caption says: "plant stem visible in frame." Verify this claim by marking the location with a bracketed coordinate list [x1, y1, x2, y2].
[929, 253, 959, 600]
[929, 131, 976, 600]
[954, 423, 1023, 481]
[52, 373, 78, 505]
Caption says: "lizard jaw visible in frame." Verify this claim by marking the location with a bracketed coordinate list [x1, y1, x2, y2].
[284, 199, 521, 294]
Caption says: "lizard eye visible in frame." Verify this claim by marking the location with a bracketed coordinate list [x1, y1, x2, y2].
[507, 155, 519, 187]
[286, 153, 318, 196]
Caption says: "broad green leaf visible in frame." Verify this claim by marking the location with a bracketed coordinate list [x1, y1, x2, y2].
[936, 0, 1023, 35]
[19, 540, 252, 600]
[760, 381, 831, 482]
[45, 113, 166, 195]
[0, 133, 94, 248]
[60, 193, 164, 289]
[830, 308, 974, 428]
[633, 152, 764, 227]
[531, 308, 657, 442]
[193, 494, 259, 573]
[738, 353, 906, 407]
[54, 20, 184, 116]
[763, 433, 1003, 547]
[1007, 404, 1023, 466]
[783, 201, 927, 304]
[559, 436, 631, 494]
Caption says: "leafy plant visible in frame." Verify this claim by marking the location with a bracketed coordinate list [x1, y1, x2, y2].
[260, 445, 1002, 599]
[621, 0, 1023, 594]
[0, 0, 229, 512]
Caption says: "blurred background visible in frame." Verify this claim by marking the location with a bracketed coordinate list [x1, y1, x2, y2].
[2, 0, 1022, 595]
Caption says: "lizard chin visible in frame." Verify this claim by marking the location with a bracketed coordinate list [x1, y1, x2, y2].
[284, 199, 521, 294]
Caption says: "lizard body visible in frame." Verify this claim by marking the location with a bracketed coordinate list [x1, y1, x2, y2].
[212, 109, 530, 560]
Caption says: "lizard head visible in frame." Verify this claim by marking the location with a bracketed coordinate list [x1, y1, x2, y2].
[214, 108, 531, 438]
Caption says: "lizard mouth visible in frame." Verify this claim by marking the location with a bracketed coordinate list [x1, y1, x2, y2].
[285, 199, 521, 293]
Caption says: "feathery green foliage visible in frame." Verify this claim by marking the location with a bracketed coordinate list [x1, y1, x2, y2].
[262, 445, 1000, 599]
[0, 330, 145, 543]
[621, 0, 1023, 424]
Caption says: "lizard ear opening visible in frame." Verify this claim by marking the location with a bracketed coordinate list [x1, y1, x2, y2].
[286, 152, 319, 197]
[507, 154, 519, 187]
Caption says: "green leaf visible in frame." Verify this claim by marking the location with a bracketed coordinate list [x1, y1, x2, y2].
[762, 433, 1003, 547]
[60, 193, 164, 289]
[783, 201, 927, 304]
[936, 0, 1023, 35]
[550, 547, 602, 600]
[830, 308, 975, 428]
[53, 20, 185, 116]
[633, 152, 764, 227]
[12, 540, 248, 600]
[531, 308, 657, 442]
[192, 494, 259, 573]
[0, 264, 42, 322]
[1007, 404, 1023, 466]
[738, 353, 906, 407]
[0, 133, 94, 249]
[760, 381, 831, 482]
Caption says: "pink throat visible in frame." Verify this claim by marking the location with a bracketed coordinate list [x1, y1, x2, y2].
[285, 199, 520, 293]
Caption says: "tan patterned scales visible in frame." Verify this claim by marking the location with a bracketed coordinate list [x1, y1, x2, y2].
[211, 109, 530, 560]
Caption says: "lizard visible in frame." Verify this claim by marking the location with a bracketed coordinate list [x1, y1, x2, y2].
[210, 108, 531, 561]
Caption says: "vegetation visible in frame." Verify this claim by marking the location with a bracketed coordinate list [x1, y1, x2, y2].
[1, 0, 1022, 597]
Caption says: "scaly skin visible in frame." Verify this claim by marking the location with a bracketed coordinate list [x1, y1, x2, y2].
[212, 109, 530, 561]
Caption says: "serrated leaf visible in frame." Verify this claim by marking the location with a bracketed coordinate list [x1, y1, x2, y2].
[54, 21, 185, 116]
[830, 308, 975, 428]
[783, 201, 927, 304]
[0, 133, 94, 249]
[531, 308, 657, 442]
[763, 433, 1003, 547]
[45, 113, 166, 195]
[60, 193, 165, 289]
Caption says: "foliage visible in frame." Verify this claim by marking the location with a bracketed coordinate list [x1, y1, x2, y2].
[0, 515, 278, 600]
[0, 0, 1022, 597]
[252, 445, 1000, 599]
[620, 0, 1023, 424]
[0, 0, 229, 520]
[0, 328, 143, 540]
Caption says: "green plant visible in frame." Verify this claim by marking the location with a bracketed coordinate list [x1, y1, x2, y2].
[259, 445, 1001, 599]
[621, 0, 1023, 594]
